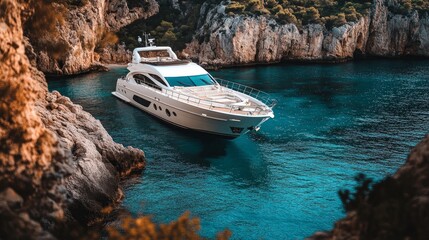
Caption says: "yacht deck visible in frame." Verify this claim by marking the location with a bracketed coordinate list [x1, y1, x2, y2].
[170, 85, 270, 116]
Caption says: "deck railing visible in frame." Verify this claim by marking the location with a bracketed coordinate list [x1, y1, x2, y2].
[215, 78, 277, 108]
[122, 76, 276, 115]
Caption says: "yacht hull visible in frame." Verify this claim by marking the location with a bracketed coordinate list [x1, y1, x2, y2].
[112, 82, 272, 139]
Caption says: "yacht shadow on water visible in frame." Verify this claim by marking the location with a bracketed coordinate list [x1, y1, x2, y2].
[173, 131, 271, 188]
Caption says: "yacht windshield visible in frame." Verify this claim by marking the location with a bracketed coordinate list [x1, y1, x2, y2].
[165, 74, 216, 87]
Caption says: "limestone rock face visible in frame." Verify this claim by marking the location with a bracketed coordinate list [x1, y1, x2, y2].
[36, 90, 145, 225]
[367, 0, 429, 56]
[1, 0, 145, 238]
[98, 44, 131, 64]
[183, 0, 429, 67]
[27, 0, 158, 75]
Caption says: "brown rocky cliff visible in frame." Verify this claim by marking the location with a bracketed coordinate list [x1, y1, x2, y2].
[0, 1, 67, 238]
[1, 0, 145, 238]
[183, 0, 429, 66]
[26, 0, 159, 75]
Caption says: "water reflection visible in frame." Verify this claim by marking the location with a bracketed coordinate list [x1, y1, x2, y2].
[154, 128, 270, 187]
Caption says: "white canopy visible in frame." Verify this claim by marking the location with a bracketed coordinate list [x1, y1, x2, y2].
[152, 63, 208, 77]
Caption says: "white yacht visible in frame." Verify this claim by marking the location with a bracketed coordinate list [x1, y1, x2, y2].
[112, 42, 276, 139]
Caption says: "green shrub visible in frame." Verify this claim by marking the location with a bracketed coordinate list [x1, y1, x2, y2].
[322, 15, 338, 29]
[276, 8, 298, 25]
[339, 173, 373, 212]
[161, 30, 177, 45]
[225, 2, 246, 13]
[160, 20, 174, 30]
[335, 13, 347, 26]
[304, 7, 322, 24]
[225, 0, 426, 28]
[118, 0, 206, 50]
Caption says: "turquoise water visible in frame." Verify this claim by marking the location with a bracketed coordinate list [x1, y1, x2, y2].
[48, 60, 429, 239]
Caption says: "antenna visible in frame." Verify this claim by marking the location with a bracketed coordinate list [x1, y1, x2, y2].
[143, 32, 156, 47]
[148, 38, 155, 46]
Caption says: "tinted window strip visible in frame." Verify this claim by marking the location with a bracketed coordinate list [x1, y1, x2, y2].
[133, 95, 151, 107]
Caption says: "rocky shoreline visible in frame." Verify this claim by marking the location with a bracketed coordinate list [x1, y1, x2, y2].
[0, 1, 146, 238]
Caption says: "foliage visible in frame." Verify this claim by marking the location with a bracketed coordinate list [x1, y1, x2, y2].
[118, 0, 209, 50]
[106, 211, 231, 240]
[226, 0, 372, 28]
[389, 0, 429, 15]
[339, 173, 373, 212]
[276, 8, 298, 25]
[336, 160, 428, 240]
[225, 0, 429, 28]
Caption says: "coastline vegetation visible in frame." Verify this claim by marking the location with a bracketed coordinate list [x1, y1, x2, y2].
[118, 0, 205, 51]
[119, 0, 429, 51]
[226, 0, 429, 28]
[226, 0, 372, 28]
[338, 170, 424, 239]
[389, 0, 429, 15]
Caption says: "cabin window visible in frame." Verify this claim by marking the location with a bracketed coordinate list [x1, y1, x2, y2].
[133, 74, 161, 91]
[165, 74, 215, 87]
[165, 109, 171, 117]
[133, 95, 151, 107]
[149, 74, 167, 86]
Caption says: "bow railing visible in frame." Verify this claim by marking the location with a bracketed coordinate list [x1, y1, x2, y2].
[215, 78, 277, 108]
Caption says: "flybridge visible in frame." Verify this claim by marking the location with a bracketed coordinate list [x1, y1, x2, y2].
[132, 46, 179, 63]
[132, 33, 190, 65]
